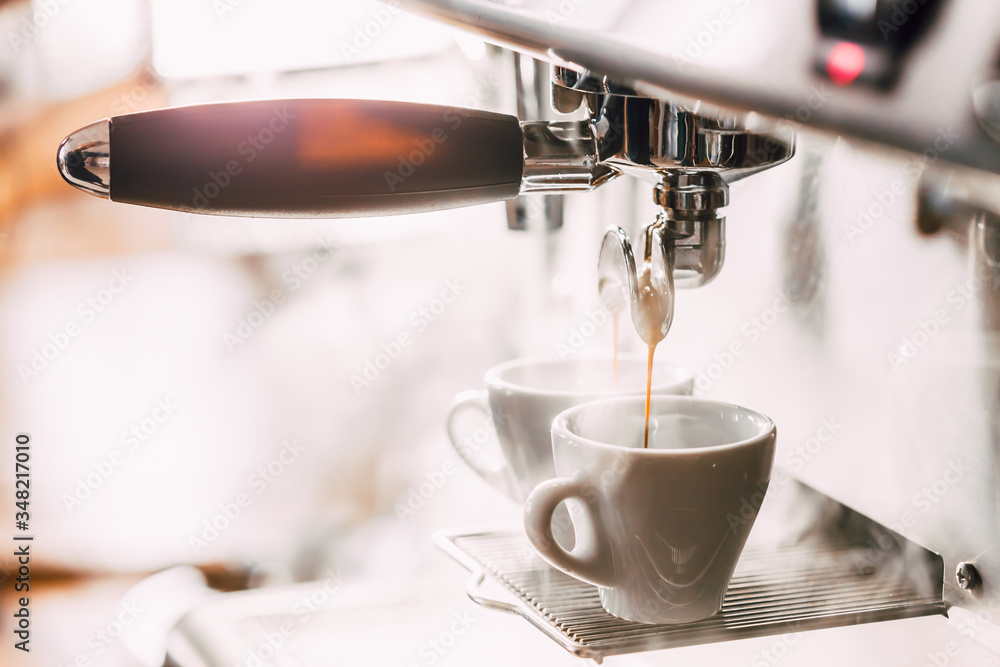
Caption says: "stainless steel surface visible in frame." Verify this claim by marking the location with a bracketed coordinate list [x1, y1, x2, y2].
[518, 120, 615, 193]
[435, 518, 946, 662]
[520, 84, 794, 195]
[396, 0, 1000, 175]
[507, 52, 566, 232]
[596, 170, 733, 343]
[734, 164, 1000, 628]
[597, 225, 637, 315]
[655, 172, 730, 215]
[552, 66, 642, 97]
[586, 99, 789, 335]
[391, 2, 1000, 657]
[782, 144, 825, 306]
[656, 172, 728, 288]
[579, 93, 789, 292]
[661, 212, 726, 289]
[580, 94, 795, 184]
[56, 119, 111, 198]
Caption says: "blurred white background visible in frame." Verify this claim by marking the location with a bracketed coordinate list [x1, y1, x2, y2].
[0, 0, 626, 579]
[2, 2, 997, 667]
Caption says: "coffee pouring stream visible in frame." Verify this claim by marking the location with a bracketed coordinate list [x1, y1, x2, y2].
[598, 223, 676, 448]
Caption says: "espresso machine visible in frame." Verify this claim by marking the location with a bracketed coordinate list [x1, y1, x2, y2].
[55, 0, 1000, 663]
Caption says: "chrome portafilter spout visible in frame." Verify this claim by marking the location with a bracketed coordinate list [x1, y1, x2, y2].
[598, 224, 675, 346]
[655, 172, 728, 289]
[598, 171, 728, 344]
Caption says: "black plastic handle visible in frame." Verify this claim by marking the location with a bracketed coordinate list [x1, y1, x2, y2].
[109, 99, 525, 218]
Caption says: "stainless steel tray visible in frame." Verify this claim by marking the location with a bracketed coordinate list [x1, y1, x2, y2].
[434, 524, 947, 662]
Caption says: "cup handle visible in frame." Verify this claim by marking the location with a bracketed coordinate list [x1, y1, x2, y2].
[446, 390, 511, 493]
[523, 477, 617, 588]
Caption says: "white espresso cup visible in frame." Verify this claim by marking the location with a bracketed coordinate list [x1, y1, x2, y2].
[446, 356, 693, 503]
[523, 395, 776, 625]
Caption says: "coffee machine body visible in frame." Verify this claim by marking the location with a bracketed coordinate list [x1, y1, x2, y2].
[49, 0, 1000, 662]
[393, 0, 1000, 650]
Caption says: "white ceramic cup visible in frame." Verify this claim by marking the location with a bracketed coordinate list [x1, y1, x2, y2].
[523, 395, 776, 625]
[446, 356, 693, 503]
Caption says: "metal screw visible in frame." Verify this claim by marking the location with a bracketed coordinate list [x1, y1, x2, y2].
[956, 562, 981, 591]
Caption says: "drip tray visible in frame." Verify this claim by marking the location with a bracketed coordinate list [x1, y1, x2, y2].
[435, 505, 946, 662]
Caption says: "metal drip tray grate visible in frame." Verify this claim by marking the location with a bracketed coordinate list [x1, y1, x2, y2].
[435, 527, 946, 661]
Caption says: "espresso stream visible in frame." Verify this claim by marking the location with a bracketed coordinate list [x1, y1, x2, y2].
[635, 263, 669, 448]
[599, 233, 671, 448]
[612, 309, 619, 389]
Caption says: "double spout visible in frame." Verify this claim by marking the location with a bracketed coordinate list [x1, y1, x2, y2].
[597, 172, 728, 346]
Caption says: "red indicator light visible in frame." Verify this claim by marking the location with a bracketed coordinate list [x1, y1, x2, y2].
[826, 42, 865, 86]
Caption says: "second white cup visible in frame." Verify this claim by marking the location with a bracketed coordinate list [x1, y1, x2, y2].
[446, 355, 693, 503]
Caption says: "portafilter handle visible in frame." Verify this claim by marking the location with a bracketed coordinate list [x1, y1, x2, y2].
[56, 99, 548, 218]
